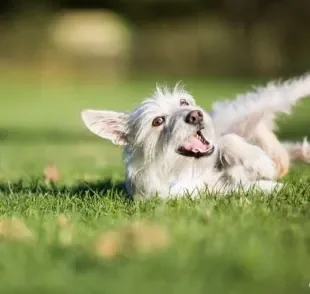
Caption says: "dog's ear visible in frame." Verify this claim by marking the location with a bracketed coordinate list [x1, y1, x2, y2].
[81, 109, 128, 146]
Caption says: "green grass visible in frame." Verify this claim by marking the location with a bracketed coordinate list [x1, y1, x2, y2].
[1, 74, 310, 293]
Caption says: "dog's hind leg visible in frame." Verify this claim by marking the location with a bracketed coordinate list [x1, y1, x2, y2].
[251, 123, 290, 178]
[217, 134, 278, 182]
[253, 124, 310, 177]
[212, 74, 310, 178]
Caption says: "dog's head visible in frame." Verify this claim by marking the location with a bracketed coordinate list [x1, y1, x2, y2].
[81, 84, 216, 166]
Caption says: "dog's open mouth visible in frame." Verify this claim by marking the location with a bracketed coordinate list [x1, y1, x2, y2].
[177, 130, 214, 158]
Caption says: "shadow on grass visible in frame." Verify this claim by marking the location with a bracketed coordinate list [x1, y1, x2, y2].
[0, 178, 131, 200]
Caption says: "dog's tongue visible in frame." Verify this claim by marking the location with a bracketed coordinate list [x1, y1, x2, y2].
[182, 136, 209, 153]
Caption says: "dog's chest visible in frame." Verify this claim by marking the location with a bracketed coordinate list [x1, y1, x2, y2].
[169, 169, 223, 196]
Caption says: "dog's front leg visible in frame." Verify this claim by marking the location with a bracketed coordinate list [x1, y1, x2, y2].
[217, 134, 278, 181]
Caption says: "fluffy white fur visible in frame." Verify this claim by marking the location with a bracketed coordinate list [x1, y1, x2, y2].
[211, 74, 310, 176]
[81, 74, 310, 199]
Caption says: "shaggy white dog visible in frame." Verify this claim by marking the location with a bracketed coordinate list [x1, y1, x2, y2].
[81, 74, 310, 199]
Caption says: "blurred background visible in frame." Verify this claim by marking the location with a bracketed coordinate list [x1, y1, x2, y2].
[0, 0, 310, 182]
[0, 0, 310, 78]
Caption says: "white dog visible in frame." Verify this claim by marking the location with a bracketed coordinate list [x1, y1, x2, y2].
[81, 74, 310, 199]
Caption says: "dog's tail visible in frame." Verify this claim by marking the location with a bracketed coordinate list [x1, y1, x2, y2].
[211, 73, 310, 138]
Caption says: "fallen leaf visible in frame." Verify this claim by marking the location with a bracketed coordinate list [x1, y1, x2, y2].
[94, 221, 171, 259]
[204, 208, 212, 221]
[0, 219, 34, 241]
[94, 231, 122, 259]
[124, 222, 170, 253]
[56, 215, 71, 227]
[56, 215, 73, 246]
[44, 163, 60, 182]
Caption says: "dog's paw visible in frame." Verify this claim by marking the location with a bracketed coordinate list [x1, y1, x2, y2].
[243, 147, 278, 180]
[271, 152, 290, 178]
[255, 180, 283, 193]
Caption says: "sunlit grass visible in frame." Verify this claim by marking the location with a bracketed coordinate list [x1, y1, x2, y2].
[0, 75, 310, 293]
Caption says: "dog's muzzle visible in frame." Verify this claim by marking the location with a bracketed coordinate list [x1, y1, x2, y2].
[177, 129, 214, 158]
[175, 109, 215, 158]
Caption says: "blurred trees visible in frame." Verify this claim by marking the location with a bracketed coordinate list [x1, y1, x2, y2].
[0, 0, 309, 77]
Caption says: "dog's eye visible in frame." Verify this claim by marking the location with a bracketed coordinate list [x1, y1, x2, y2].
[180, 99, 189, 106]
[152, 117, 165, 127]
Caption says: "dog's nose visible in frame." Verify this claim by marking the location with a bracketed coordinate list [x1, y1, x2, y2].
[185, 110, 203, 125]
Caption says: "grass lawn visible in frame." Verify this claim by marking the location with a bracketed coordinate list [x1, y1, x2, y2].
[1, 74, 310, 293]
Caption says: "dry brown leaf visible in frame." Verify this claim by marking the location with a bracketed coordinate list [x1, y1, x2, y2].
[56, 215, 73, 245]
[56, 215, 72, 227]
[44, 163, 60, 182]
[204, 209, 212, 221]
[0, 219, 34, 241]
[94, 231, 122, 259]
[124, 222, 170, 253]
[94, 222, 171, 259]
